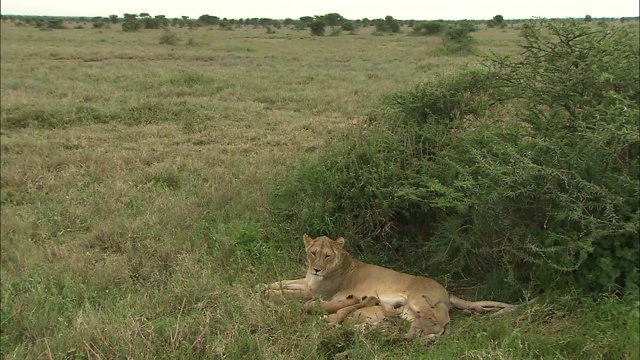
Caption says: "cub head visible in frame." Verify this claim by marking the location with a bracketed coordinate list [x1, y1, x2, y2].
[303, 234, 347, 277]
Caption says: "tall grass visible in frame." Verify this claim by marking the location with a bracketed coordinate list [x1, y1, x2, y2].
[1, 19, 639, 358]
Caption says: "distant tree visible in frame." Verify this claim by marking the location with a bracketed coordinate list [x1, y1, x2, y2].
[283, 18, 294, 26]
[341, 22, 355, 32]
[487, 14, 505, 28]
[122, 21, 140, 31]
[375, 15, 400, 33]
[309, 20, 326, 36]
[258, 18, 273, 27]
[122, 13, 140, 32]
[47, 18, 66, 29]
[413, 21, 446, 35]
[299, 16, 314, 24]
[139, 13, 150, 18]
[198, 14, 219, 26]
[154, 15, 169, 28]
[441, 24, 475, 54]
[323, 13, 344, 28]
[219, 20, 233, 30]
[584, 15, 593, 22]
[109, 15, 119, 24]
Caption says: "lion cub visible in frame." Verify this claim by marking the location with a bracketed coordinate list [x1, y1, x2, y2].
[405, 296, 449, 340]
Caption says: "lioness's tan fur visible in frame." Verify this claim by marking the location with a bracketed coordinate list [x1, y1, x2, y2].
[264, 234, 516, 339]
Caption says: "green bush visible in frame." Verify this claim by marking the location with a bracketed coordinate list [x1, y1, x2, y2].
[219, 20, 233, 31]
[341, 22, 355, 32]
[440, 24, 475, 54]
[268, 20, 639, 296]
[122, 20, 141, 32]
[47, 19, 67, 29]
[412, 21, 446, 36]
[309, 21, 326, 36]
[374, 16, 401, 33]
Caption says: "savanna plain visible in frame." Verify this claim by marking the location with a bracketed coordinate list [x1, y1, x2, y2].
[1, 20, 639, 359]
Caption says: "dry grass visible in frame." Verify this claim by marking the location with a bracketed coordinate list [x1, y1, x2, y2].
[1, 20, 638, 358]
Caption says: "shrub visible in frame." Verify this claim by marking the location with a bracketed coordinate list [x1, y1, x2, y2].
[329, 27, 342, 36]
[159, 30, 180, 45]
[143, 17, 164, 29]
[412, 21, 446, 36]
[268, 20, 639, 296]
[487, 15, 506, 28]
[440, 24, 475, 54]
[309, 21, 326, 36]
[47, 19, 67, 29]
[219, 20, 233, 31]
[93, 22, 105, 29]
[122, 20, 141, 32]
[374, 16, 401, 33]
[341, 22, 355, 32]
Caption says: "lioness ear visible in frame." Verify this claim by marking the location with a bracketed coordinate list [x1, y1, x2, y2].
[303, 234, 314, 249]
[334, 237, 345, 248]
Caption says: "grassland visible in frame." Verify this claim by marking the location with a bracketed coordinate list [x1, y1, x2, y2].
[1, 21, 639, 359]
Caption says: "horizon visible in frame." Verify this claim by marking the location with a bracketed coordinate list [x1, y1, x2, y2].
[2, 13, 639, 21]
[1, 0, 638, 22]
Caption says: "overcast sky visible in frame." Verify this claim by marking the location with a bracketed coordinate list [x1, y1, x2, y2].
[1, 0, 638, 20]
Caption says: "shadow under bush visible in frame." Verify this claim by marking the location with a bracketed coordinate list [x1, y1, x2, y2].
[267, 20, 639, 297]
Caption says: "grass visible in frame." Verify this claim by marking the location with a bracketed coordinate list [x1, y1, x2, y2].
[2, 20, 639, 358]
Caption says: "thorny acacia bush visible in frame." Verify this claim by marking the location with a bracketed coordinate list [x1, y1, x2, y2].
[269, 20, 639, 296]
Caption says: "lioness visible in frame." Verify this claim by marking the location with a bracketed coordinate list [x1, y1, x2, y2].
[263, 234, 516, 340]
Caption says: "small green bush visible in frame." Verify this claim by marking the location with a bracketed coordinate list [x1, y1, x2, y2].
[374, 16, 401, 33]
[440, 25, 475, 54]
[219, 20, 233, 31]
[412, 21, 446, 36]
[122, 20, 141, 32]
[309, 21, 326, 36]
[47, 19, 66, 29]
[341, 22, 355, 32]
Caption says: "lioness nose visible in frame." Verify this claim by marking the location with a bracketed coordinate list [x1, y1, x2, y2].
[313, 268, 321, 273]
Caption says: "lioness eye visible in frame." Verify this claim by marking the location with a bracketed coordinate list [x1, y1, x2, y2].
[325, 254, 331, 259]
[311, 251, 316, 257]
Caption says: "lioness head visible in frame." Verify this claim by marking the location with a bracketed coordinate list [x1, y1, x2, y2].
[303, 234, 346, 277]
